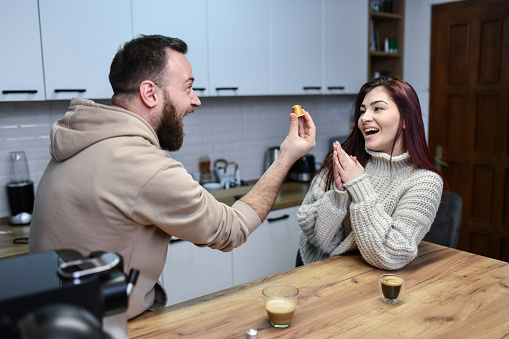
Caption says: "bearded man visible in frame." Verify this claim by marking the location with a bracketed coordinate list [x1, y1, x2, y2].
[28, 35, 316, 319]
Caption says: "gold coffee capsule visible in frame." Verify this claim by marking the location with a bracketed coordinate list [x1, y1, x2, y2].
[292, 105, 304, 117]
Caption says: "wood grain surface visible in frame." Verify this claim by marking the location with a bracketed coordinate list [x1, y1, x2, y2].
[128, 242, 509, 338]
[210, 181, 310, 210]
[0, 220, 29, 259]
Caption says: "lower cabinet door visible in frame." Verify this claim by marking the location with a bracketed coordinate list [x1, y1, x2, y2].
[233, 206, 300, 285]
[160, 205, 301, 305]
[161, 240, 233, 306]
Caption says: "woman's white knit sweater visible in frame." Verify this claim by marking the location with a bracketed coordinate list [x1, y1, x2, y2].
[298, 149, 443, 270]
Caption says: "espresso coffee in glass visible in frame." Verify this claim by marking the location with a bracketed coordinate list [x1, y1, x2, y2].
[379, 274, 404, 304]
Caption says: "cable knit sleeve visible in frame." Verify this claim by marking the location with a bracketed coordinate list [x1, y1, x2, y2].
[297, 172, 351, 254]
[342, 169, 443, 270]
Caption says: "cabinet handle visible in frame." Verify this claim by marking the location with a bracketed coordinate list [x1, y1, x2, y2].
[215, 87, 238, 91]
[193, 87, 206, 91]
[327, 86, 345, 90]
[2, 90, 38, 94]
[170, 238, 184, 244]
[267, 214, 289, 223]
[54, 89, 86, 93]
[303, 86, 321, 90]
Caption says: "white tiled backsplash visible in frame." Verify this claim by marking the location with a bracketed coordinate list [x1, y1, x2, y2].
[0, 95, 355, 218]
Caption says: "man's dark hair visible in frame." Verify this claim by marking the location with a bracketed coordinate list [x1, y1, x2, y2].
[109, 34, 187, 103]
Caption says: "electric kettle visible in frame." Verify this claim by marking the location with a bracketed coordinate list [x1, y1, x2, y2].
[264, 147, 280, 171]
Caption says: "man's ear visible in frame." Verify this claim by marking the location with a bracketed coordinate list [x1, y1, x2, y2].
[139, 80, 159, 108]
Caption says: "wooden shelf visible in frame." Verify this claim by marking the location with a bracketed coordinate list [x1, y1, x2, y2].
[370, 11, 403, 20]
[368, 0, 405, 79]
[370, 51, 402, 57]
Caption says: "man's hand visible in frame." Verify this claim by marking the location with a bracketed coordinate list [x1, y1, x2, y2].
[240, 110, 316, 222]
[278, 110, 316, 167]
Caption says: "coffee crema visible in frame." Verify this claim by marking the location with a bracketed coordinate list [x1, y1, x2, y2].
[265, 299, 296, 326]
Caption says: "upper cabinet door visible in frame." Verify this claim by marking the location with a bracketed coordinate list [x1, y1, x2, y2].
[323, 0, 368, 94]
[39, 0, 132, 100]
[271, 0, 322, 95]
[132, 0, 209, 97]
[0, 0, 45, 102]
[208, 0, 271, 96]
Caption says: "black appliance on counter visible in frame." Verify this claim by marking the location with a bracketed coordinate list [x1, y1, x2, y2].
[288, 154, 316, 182]
[6, 151, 34, 225]
[0, 250, 139, 339]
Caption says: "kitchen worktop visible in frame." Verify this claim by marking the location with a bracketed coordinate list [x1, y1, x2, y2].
[0, 222, 30, 260]
[0, 180, 310, 260]
[209, 180, 310, 210]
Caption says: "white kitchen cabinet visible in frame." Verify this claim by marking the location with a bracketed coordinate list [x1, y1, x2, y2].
[271, 0, 323, 95]
[132, 0, 209, 96]
[0, 0, 45, 102]
[207, 0, 271, 96]
[323, 0, 368, 94]
[133, 0, 271, 97]
[38, 0, 132, 100]
[3, 0, 367, 103]
[161, 239, 233, 306]
[233, 206, 301, 285]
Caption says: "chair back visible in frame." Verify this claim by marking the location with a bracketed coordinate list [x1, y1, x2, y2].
[423, 191, 463, 248]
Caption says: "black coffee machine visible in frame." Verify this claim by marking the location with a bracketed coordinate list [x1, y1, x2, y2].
[6, 151, 34, 225]
[0, 250, 139, 339]
[288, 154, 316, 182]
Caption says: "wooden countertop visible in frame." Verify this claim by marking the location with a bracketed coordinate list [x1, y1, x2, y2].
[128, 242, 509, 338]
[0, 181, 309, 260]
[210, 180, 310, 210]
[0, 219, 30, 259]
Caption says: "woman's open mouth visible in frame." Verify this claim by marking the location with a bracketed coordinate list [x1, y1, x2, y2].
[364, 128, 379, 138]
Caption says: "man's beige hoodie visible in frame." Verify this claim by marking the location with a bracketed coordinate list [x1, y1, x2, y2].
[29, 98, 261, 319]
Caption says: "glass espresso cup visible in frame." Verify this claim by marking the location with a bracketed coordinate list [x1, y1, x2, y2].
[262, 285, 299, 328]
[379, 274, 404, 304]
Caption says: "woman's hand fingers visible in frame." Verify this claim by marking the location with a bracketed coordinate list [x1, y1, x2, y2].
[336, 142, 365, 184]
[333, 146, 344, 190]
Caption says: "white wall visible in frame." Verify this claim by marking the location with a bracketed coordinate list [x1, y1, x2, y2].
[0, 0, 462, 218]
[403, 0, 462, 138]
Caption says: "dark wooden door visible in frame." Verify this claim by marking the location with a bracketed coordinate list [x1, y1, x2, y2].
[429, 0, 509, 260]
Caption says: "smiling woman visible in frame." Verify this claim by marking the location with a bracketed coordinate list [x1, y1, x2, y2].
[297, 77, 447, 270]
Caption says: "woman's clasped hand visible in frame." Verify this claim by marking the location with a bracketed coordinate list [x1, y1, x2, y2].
[333, 141, 364, 191]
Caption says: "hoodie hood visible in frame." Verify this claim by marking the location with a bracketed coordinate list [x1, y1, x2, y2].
[50, 98, 159, 162]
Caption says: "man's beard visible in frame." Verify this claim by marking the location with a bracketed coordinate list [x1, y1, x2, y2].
[156, 92, 190, 152]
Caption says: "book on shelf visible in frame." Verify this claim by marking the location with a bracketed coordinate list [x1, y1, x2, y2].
[369, 20, 376, 51]
[371, 70, 392, 79]
[375, 30, 380, 51]
[389, 37, 398, 53]
[371, 0, 395, 13]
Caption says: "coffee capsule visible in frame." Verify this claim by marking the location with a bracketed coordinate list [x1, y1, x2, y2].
[292, 105, 304, 117]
